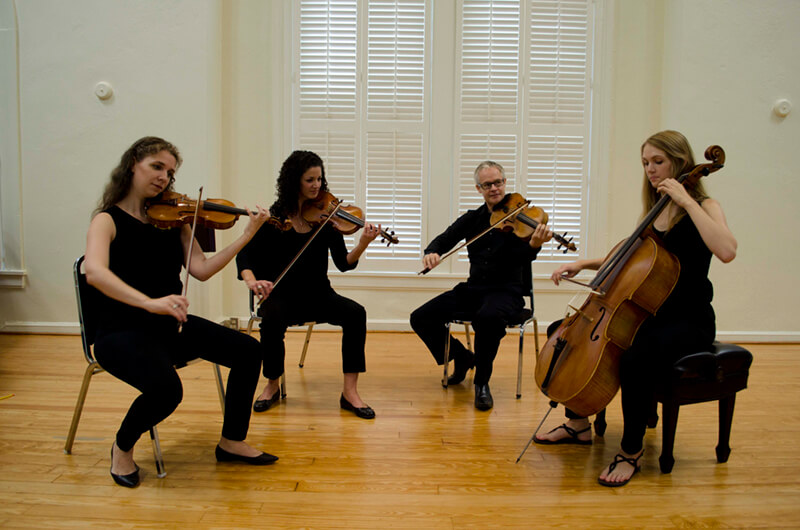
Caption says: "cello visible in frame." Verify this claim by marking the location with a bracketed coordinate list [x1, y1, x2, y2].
[534, 145, 725, 417]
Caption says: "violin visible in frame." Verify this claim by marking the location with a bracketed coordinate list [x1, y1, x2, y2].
[256, 190, 399, 304]
[491, 193, 577, 252]
[534, 146, 725, 417]
[302, 191, 399, 246]
[145, 191, 292, 231]
[145, 189, 285, 332]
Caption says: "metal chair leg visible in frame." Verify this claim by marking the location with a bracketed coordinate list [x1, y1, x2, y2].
[299, 323, 314, 367]
[64, 361, 103, 454]
[463, 322, 473, 352]
[516, 324, 525, 399]
[150, 427, 166, 478]
[279, 373, 287, 399]
[442, 322, 452, 388]
[212, 363, 226, 415]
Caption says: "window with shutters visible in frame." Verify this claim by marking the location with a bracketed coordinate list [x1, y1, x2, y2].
[454, 0, 592, 266]
[291, 0, 594, 274]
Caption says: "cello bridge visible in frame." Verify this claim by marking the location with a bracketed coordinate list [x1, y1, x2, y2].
[567, 304, 593, 323]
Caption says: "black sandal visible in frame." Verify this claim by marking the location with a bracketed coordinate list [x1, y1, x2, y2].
[534, 423, 592, 445]
[597, 451, 644, 487]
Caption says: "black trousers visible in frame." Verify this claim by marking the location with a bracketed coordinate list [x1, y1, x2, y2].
[410, 283, 523, 386]
[94, 315, 261, 452]
[258, 289, 367, 379]
[556, 315, 714, 454]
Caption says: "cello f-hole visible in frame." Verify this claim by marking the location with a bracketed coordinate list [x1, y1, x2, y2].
[590, 307, 606, 342]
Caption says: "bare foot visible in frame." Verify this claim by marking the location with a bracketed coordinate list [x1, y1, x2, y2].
[534, 419, 592, 444]
[598, 449, 644, 486]
[111, 441, 137, 475]
[217, 438, 263, 458]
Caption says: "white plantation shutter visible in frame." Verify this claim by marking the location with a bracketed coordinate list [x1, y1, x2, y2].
[293, 0, 592, 272]
[295, 0, 427, 270]
[457, 135, 518, 262]
[299, 1, 358, 120]
[460, 1, 521, 123]
[456, 0, 593, 264]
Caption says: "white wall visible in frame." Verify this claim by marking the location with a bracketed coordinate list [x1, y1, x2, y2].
[1, 0, 798, 342]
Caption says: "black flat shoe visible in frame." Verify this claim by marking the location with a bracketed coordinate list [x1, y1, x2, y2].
[253, 390, 281, 412]
[474, 383, 493, 411]
[339, 394, 376, 419]
[447, 352, 475, 385]
[110, 444, 140, 488]
[215, 445, 278, 465]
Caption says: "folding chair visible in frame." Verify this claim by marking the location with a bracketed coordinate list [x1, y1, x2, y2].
[442, 264, 540, 398]
[64, 256, 226, 478]
[246, 290, 316, 398]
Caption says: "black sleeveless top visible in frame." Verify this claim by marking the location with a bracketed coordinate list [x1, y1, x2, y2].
[654, 210, 715, 330]
[95, 206, 184, 334]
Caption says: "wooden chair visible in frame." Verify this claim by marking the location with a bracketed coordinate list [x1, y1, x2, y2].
[246, 290, 317, 399]
[442, 265, 539, 398]
[64, 256, 226, 478]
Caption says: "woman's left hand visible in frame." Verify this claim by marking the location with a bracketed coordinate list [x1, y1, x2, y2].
[360, 223, 381, 245]
[243, 205, 271, 238]
[657, 179, 694, 209]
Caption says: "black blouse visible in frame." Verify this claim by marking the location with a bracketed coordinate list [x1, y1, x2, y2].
[96, 206, 184, 333]
[236, 223, 357, 298]
[425, 200, 540, 291]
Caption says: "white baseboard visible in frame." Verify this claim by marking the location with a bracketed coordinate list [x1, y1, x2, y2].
[2, 319, 800, 343]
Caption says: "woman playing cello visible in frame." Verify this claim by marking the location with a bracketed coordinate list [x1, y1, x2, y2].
[236, 150, 381, 419]
[85, 137, 278, 488]
[534, 130, 737, 486]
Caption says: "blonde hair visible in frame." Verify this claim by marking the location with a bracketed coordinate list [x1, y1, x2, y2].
[640, 130, 708, 229]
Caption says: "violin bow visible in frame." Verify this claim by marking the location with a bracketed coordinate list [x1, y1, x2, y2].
[178, 186, 203, 333]
[256, 200, 342, 307]
[417, 200, 530, 275]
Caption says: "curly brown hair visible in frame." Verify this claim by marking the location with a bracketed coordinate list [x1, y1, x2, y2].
[270, 150, 328, 218]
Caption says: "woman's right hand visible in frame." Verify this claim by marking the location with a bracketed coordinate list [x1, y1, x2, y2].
[246, 278, 274, 301]
[145, 295, 190, 322]
[551, 262, 583, 285]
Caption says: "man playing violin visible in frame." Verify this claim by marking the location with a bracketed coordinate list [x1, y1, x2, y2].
[410, 161, 552, 410]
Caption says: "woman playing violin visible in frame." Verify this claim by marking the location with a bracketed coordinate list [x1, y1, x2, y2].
[236, 150, 381, 419]
[84, 137, 278, 488]
[534, 130, 737, 487]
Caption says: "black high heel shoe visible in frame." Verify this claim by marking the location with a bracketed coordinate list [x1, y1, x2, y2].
[110, 444, 140, 488]
[215, 445, 278, 465]
[339, 394, 376, 419]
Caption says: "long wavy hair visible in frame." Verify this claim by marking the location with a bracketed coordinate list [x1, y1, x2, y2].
[640, 130, 708, 229]
[270, 150, 328, 218]
[95, 136, 182, 215]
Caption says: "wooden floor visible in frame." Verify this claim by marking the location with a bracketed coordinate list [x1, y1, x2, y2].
[1, 331, 799, 528]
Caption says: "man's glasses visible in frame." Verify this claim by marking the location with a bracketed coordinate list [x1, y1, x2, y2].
[478, 178, 505, 191]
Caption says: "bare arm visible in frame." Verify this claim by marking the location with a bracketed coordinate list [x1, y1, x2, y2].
[550, 257, 604, 285]
[659, 180, 737, 262]
[185, 205, 271, 281]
